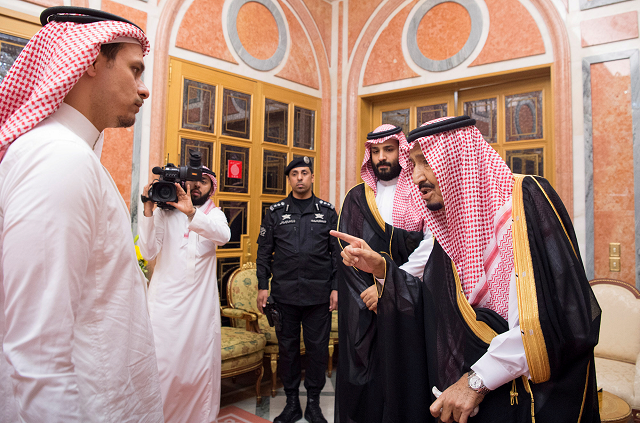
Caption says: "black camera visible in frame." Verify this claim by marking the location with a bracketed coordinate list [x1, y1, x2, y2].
[148, 150, 204, 208]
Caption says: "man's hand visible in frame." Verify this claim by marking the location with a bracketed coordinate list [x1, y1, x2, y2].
[166, 183, 195, 218]
[329, 290, 338, 311]
[330, 231, 386, 278]
[142, 183, 156, 217]
[257, 289, 269, 314]
[360, 285, 378, 312]
[430, 373, 485, 423]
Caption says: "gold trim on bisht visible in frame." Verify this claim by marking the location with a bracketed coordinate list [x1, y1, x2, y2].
[364, 184, 386, 231]
[453, 261, 498, 344]
[337, 183, 362, 251]
[512, 174, 550, 384]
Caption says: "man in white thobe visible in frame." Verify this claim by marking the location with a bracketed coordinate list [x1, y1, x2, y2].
[0, 7, 163, 423]
[139, 167, 231, 423]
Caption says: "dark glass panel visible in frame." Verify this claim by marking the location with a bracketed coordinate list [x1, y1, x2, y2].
[506, 148, 544, 177]
[506, 91, 543, 142]
[182, 79, 215, 133]
[222, 89, 251, 139]
[220, 144, 249, 193]
[219, 201, 247, 249]
[417, 104, 448, 127]
[0, 33, 28, 83]
[180, 138, 214, 169]
[464, 98, 497, 144]
[264, 98, 288, 145]
[382, 108, 410, 135]
[293, 106, 315, 149]
[263, 150, 288, 196]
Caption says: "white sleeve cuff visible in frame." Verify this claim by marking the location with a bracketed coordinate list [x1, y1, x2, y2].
[470, 326, 530, 390]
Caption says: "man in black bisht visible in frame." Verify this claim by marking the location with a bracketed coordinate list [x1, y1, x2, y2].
[256, 156, 339, 423]
[334, 124, 432, 423]
[333, 116, 601, 423]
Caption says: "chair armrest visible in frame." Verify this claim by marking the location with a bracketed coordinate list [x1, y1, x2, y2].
[635, 351, 640, 403]
[221, 307, 258, 322]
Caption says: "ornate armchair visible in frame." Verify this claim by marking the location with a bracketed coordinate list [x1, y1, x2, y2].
[590, 278, 640, 421]
[219, 265, 267, 404]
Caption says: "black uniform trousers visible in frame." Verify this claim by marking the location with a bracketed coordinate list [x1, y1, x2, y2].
[277, 302, 331, 396]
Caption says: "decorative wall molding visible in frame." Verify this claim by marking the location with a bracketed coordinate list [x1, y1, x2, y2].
[406, 0, 483, 71]
[582, 49, 640, 288]
[227, 0, 287, 71]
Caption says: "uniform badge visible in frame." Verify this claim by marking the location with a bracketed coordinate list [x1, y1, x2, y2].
[259, 226, 266, 237]
[282, 214, 291, 220]
[311, 212, 327, 224]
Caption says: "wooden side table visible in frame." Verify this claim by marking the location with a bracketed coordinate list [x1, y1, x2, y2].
[600, 391, 632, 423]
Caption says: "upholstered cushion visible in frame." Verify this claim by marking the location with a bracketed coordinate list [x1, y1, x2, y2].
[228, 269, 261, 315]
[221, 327, 266, 361]
[259, 319, 278, 344]
[593, 284, 640, 364]
[221, 350, 264, 372]
[595, 356, 639, 409]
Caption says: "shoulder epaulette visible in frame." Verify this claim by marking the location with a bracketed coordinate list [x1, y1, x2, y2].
[270, 202, 286, 212]
[318, 199, 335, 210]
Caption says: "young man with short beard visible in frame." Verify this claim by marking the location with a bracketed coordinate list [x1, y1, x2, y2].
[139, 169, 230, 423]
[334, 124, 433, 423]
[0, 7, 163, 422]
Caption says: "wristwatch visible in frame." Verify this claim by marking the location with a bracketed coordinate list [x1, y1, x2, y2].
[467, 370, 490, 395]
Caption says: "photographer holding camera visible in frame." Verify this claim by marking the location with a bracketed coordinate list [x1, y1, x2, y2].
[138, 158, 230, 423]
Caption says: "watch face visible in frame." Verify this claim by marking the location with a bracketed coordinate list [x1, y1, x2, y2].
[469, 375, 482, 389]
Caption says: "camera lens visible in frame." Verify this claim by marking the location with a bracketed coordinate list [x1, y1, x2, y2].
[158, 185, 173, 200]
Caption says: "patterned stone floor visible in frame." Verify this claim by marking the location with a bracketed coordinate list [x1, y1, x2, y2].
[220, 356, 337, 423]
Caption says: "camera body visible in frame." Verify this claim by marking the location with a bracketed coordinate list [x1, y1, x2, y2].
[148, 151, 204, 208]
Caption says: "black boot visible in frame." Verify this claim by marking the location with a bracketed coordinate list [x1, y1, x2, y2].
[304, 394, 327, 423]
[274, 392, 302, 423]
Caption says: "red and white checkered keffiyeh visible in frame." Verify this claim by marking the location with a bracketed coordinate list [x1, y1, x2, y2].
[407, 117, 514, 319]
[0, 19, 149, 162]
[202, 166, 218, 196]
[361, 124, 423, 232]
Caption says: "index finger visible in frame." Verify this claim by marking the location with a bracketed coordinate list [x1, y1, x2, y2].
[174, 182, 188, 194]
[330, 230, 361, 245]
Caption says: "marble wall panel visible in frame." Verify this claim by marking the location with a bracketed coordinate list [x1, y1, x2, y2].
[348, 0, 383, 58]
[176, 0, 237, 64]
[470, 0, 545, 67]
[275, 1, 319, 89]
[581, 11, 638, 47]
[24, 0, 62, 6]
[362, 0, 420, 87]
[102, 0, 147, 32]
[417, 2, 471, 61]
[303, 0, 332, 66]
[236, 2, 279, 60]
[102, 127, 135, 210]
[591, 59, 636, 283]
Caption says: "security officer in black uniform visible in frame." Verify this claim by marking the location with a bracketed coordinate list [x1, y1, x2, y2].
[256, 156, 338, 423]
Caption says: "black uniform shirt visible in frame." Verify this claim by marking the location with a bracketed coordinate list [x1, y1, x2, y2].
[256, 193, 339, 306]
